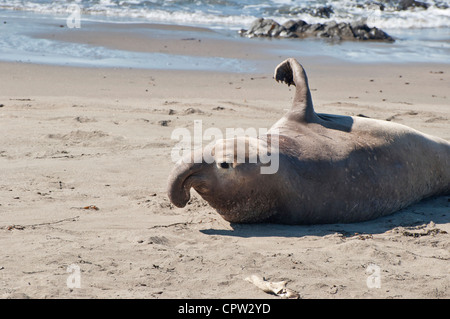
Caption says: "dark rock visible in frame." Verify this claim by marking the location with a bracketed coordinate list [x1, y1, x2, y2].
[351, 23, 395, 42]
[299, 23, 326, 38]
[363, 1, 386, 11]
[397, 0, 429, 10]
[279, 30, 298, 38]
[310, 5, 334, 18]
[317, 21, 339, 39]
[378, 0, 429, 10]
[240, 18, 394, 43]
[337, 23, 356, 40]
[274, 5, 334, 18]
[245, 18, 285, 38]
[282, 20, 307, 33]
[292, 5, 335, 18]
[241, 18, 299, 38]
[434, 1, 449, 9]
[270, 23, 286, 37]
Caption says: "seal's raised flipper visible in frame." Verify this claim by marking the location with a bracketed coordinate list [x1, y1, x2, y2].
[274, 58, 317, 123]
[274, 58, 352, 132]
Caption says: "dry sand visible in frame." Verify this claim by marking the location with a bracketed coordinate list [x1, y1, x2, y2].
[0, 28, 449, 299]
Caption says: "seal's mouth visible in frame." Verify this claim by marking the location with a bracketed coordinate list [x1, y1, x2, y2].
[168, 180, 191, 208]
[190, 177, 210, 196]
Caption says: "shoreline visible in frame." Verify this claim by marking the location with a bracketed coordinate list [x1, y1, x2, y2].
[2, 10, 450, 72]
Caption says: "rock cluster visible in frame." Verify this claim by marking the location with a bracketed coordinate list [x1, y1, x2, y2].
[357, 0, 430, 11]
[239, 18, 395, 42]
[389, 0, 430, 10]
[275, 5, 334, 19]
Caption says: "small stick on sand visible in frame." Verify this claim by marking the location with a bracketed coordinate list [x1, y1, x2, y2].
[245, 274, 300, 299]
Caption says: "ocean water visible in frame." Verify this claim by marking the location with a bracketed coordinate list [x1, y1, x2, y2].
[0, 0, 449, 70]
[0, 10, 253, 71]
[1, 0, 450, 29]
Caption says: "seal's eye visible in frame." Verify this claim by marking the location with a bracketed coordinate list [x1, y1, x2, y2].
[219, 162, 230, 169]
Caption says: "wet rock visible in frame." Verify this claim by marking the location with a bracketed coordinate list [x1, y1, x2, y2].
[361, 1, 386, 11]
[239, 18, 297, 38]
[282, 20, 307, 33]
[337, 23, 356, 40]
[305, 23, 325, 35]
[350, 23, 395, 41]
[379, 0, 429, 10]
[246, 18, 279, 37]
[279, 5, 335, 19]
[240, 18, 394, 42]
[308, 5, 334, 18]
[397, 0, 429, 10]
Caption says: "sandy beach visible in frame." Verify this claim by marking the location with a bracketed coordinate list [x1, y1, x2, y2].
[0, 20, 449, 299]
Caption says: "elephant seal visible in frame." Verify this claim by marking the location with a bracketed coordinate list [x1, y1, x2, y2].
[167, 58, 450, 224]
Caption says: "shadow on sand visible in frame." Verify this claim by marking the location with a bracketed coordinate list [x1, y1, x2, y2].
[200, 196, 449, 238]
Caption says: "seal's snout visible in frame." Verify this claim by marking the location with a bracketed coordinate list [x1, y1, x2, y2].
[167, 152, 206, 208]
[167, 171, 191, 208]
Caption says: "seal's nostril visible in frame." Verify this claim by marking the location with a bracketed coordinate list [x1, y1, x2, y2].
[220, 162, 230, 169]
